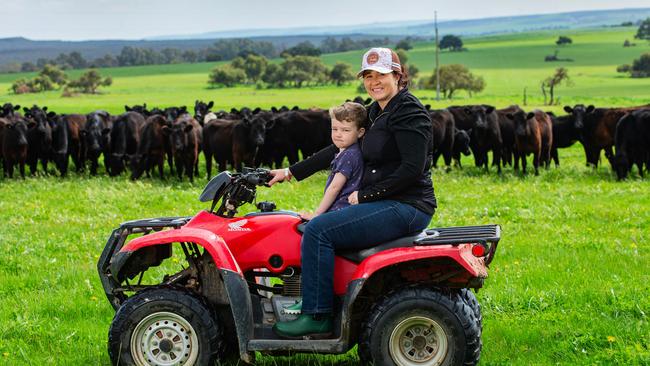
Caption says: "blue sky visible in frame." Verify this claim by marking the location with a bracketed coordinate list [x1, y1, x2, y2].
[2, 0, 649, 41]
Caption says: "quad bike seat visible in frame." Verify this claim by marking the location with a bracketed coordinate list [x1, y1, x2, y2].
[336, 231, 428, 263]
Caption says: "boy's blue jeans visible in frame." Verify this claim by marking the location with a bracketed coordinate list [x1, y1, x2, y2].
[300, 200, 432, 314]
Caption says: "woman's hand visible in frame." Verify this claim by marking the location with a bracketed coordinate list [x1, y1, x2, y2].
[268, 168, 292, 186]
[348, 191, 359, 205]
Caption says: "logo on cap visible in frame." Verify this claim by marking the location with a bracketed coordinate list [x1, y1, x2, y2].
[366, 52, 379, 65]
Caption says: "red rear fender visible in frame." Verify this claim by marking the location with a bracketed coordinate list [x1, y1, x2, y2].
[121, 227, 242, 275]
[352, 244, 487, 281]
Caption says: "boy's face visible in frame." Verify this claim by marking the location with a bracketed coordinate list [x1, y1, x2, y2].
[331, 117, 364, 150]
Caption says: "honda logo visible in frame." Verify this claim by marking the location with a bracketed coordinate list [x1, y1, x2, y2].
[228, 219, 252, 232]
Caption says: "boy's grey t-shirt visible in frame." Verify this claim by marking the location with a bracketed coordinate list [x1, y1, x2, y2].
[324, 142, 364, 212]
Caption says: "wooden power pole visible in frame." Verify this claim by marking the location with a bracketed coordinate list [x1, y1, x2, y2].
[435, 11, 440, 101]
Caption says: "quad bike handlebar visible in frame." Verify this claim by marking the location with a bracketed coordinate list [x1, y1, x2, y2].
[205, 168, 273, 217]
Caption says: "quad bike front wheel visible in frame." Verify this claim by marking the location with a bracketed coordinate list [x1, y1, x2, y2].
[108, 288, 225, 366]
[359, 287, 481, 366]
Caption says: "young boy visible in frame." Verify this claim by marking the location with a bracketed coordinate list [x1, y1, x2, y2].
[299, 101, 367, 220]
[284, 102, 366, 315]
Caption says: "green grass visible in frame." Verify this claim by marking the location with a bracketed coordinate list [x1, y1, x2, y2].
[0, 146, 648, 365]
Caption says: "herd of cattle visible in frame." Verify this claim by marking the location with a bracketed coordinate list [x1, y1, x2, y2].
[0, 97, 649, 182]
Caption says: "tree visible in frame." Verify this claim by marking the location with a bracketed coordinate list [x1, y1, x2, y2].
[631, 53, 650, 77]
[556, 36, 573, 46]
[20, 62, 37, 72]
[67, 69, 112, 94]
[439, 35, 463, 51]
[330, 62, 354, 86]
[421, 64, 485, 99]
[262, 63, 287, 87]
[208, 65, 246, 87]
[243, 54, 268, 82]
[541, 67, 572, 105]
[39, 64, 67, 88]
[634, 17, 650, 41]
[395, 39, 413, 51]
[281, 41, 321, 57]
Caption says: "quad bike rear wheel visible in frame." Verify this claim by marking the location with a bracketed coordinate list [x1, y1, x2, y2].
[358, 287, 481, 366]
[108, 288, 225, 366]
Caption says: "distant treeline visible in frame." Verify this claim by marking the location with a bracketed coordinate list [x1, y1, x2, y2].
[5, 36, 417, 73]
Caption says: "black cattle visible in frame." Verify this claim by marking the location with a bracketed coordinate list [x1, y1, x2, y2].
[429, 109, 455, 169]
[2, 117, 29, 178]
[349, 96, 372, 106]
[125, 104, 150, 116]
[131, 115, 169, 180]
[49, 114, 69, 176]
[449, 105, 502, 172]
[232, 115, 268, 171]
[203, 118, 236, 178]
[608, 109, 650, 180]
[547, 112, 581, 167]
[23, 105, 53, 175]
[83, 110, 112, 175]
[194, 100, 214, 126]
[508, 110, 553, 175]
[496, 105, 523, 168]
[107, 112, 145, 176]
[63, 114, 87, 173]
[250, 111, 294, 169]
[273, 109, 330, 160]
[166, 115, 202, 182]
[452, 128, 471, 168]
[1, 103, 21, 118]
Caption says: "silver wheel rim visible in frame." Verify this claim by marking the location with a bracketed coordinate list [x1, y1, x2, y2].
[131, 311, 199, 366]
[389, 316, 448, 366]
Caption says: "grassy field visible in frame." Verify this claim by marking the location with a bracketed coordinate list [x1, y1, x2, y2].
[1, 27, 649, 115]
[0, 146, 648, 365]
[0, 25, 650, 365]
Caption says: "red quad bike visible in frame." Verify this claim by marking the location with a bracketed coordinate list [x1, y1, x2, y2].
[98, 168, 500, 366]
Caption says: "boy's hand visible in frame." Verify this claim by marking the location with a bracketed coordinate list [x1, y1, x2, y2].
[299, 212, 316, 220]
[348, 191, 359, 205]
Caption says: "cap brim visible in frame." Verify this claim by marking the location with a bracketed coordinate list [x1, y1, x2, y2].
[357, 66, 394, 78]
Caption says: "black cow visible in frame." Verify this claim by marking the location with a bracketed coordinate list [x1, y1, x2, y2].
[194, 100, 214, 126]
[165, 115, 202, 182]
[547, 112, 581, 167]
[1, 103, 21, 118]
[203, 118, 236, 178]
[608, 109, 650, 180]
[125, 104, 150, 116]
[449, 105, 502, 172]
[23, 105, 53, 175]
[276, 109, 330, 160]
[452, 128, 471, 168]
[496, 106, 523, 168]
[131, 115, 170, 180]
[83, 110, 112, 175]
[2, 117, 29, 178]
[429, 109, 455, 169]
[232, 115, 268, 171]
[107, 112, 145, 176]
[49, 114, 70, 176]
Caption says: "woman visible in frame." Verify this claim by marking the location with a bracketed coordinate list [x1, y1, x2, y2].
[268, 47, 436, 337]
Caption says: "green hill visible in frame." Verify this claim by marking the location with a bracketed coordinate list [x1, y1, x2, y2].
[1, 26, 649, 114]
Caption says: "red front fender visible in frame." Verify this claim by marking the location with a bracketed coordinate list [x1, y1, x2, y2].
[121, 227, 242, 275]
[352, 244, 488, 280]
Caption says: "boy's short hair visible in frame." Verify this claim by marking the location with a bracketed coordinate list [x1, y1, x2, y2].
[329, 102, 368, 130]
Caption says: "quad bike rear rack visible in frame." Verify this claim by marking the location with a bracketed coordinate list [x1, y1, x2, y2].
[417, 224, 500, 265]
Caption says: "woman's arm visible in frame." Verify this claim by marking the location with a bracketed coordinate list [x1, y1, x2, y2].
[268, 144, 338, 185]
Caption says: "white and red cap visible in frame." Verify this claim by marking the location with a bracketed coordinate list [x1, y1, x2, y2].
[357, 47, 402, 78]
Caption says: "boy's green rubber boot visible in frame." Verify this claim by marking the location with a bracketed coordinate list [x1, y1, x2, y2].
[283, 300, 302, 315]
[273, 314, 332, 338]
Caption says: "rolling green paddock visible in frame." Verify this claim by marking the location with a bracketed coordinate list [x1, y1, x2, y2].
[0, 25, 649, 365]
[1, 27, 649, 115]
[0, 145, 648, 365]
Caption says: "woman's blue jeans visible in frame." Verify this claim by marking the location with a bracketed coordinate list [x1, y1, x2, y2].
[300, 200, 432, 314]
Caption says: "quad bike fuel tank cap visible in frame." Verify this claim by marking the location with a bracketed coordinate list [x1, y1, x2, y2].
[257, 201, 276, 212]
[269, 255, 283, 269]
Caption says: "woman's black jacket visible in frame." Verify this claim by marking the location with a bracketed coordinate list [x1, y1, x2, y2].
[290, 88, 436, 215]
